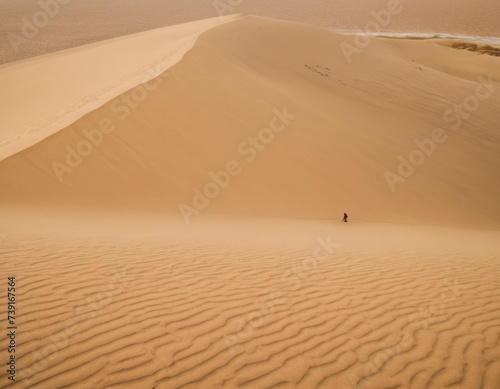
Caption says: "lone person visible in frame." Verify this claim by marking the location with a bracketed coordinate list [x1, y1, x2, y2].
[342, 212, 348, 222]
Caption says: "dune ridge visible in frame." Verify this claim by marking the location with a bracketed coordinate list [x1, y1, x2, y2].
[0, 14, 243, 161]
[0, 16, 499, 228]
[2, 0, 500, 64]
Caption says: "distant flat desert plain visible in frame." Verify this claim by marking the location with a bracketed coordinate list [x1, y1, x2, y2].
[1, 0, 500, 63]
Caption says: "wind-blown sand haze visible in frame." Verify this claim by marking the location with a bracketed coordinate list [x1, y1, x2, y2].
[0, 7, 500, 389]
[1, 0, 500, 63]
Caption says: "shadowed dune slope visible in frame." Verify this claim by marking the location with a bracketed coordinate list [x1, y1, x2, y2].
[0, 16, 499, 228]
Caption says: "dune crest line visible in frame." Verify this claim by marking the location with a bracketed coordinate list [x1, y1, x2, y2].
[0, 14, 244, 162]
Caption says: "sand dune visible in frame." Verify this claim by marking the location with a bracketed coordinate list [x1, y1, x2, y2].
[0, 14, 242, 161]
[0, 14, 500, 389]
[1, 16, 499, 228]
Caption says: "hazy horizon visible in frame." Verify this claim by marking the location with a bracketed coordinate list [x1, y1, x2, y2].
[1, 0, 500, 64]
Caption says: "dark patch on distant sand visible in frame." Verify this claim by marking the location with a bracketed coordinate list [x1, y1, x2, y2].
[451, 42, 500, 57]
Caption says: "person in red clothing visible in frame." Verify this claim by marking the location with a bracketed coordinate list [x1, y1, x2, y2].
[342, 212, 348, 222]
